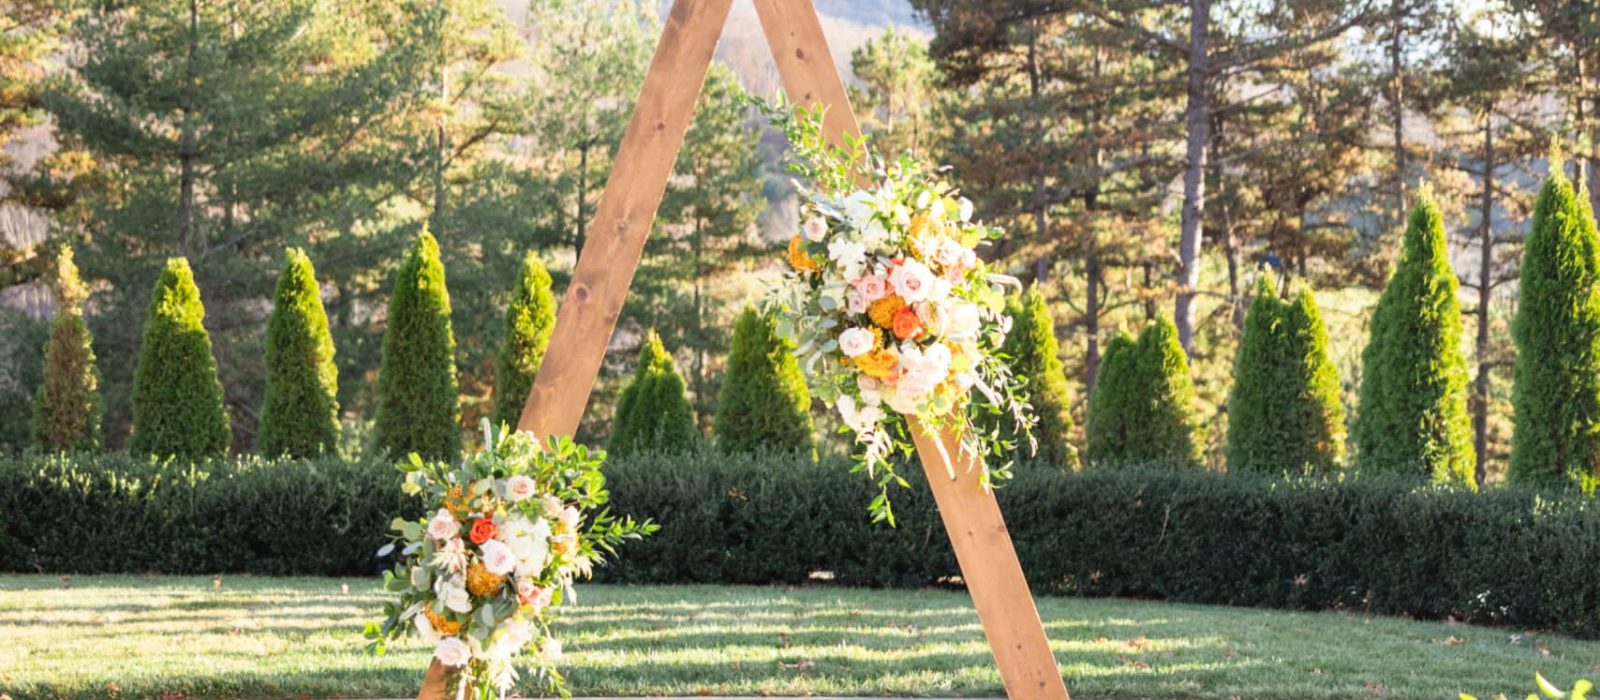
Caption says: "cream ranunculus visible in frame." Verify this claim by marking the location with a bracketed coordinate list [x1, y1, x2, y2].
[803, 215, 829, 242]
[427, 509, 458, 541]
[504, 475, 537, 502]
[889, 260, 935, 303]
[838, 327, 876, 358]
[434, 637, 472, 667]
[479, 538, 517, 576]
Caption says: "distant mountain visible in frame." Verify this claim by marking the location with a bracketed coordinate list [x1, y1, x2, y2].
[812, 0, 925, 29]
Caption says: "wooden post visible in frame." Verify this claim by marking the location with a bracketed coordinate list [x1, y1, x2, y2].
[416, 0, 1070, 698]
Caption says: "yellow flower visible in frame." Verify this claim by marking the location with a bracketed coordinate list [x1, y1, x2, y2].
[424, 605, 463, 635]
[854, 348, 899, 379]
[788, 235, 820, 273]
[466, 560, 507, 597]
[948, 341, 974, 375]
[867, 295, 906, 329]
[907, 214, 944, 259]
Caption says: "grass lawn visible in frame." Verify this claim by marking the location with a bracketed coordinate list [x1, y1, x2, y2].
[2, 576, 1597, 699]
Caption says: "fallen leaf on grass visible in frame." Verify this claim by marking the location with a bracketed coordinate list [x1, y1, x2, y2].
[1127, 636, 1150, 650]
[1537, 642, 1551, 656]
[1311, 668, 1324, 676]
[1222, 648, 1237, 659]
[695, 688, 712, 696]
[1440, 636, 1469, 646]
[1365, 681, 1389, 693]
[779, 659, 816, 671]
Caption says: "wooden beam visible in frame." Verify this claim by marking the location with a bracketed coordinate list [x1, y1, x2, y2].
[513, 0, 736, 442]
[910, 418, 1071, 700]
[751, 0, 861, 148]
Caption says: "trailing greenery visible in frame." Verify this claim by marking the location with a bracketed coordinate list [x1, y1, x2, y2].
[610, 330, 699, 457]
[714, 306, 813, 454]
[1085, 317, 1201, 468]
[257, 248, 339, 458]
[31, 246, 102, 452]
[1511, 169, 1600, 493]
[1226, 276, 1346, 473]
[8, 450, 1600, 641]
[991, 288, 1078, 467]
[1354, 189, 1475, 485]
[128, 257, 231, 459]
[374, 232, 462, 461]
[490, 252, 557, 430]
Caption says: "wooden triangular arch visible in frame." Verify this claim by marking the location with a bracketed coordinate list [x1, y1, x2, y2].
[419, 1, 1070, 698]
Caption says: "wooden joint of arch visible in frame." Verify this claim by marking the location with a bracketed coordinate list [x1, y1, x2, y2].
[415, 1, 1070, 698]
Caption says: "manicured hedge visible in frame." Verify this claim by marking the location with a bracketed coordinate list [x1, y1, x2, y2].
[4, 451, 1599, 639]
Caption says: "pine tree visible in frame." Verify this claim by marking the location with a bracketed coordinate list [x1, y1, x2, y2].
[258, 248, 339, 458]
[610, 330, 697, 457]
[490, 252, 556, 430]
[129, 257, 230, 459]
[31, 245, 102, 451]
[375, 232, 462, 461]
[714, 306, 813, 454]
[1227, 275, 1346, 474]
[1085, 317, 1201, 468]
[996, 289, 1079, 468]
[1510, 168, 1600, 492]
[1353, 189, 1475, 485]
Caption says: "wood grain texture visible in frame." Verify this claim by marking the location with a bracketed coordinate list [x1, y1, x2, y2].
[910, 417, 1071, 700]
[513, 0, 735, 442]
[752, 0, 861, 148]
[415, 660, 455, 700]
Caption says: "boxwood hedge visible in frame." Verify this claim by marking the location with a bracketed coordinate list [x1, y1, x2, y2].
[2, 450, 1596, 638]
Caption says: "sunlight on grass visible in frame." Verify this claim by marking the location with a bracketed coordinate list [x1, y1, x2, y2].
[3, 575, 1597, 699]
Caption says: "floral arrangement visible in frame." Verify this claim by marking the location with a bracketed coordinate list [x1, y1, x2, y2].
[760, 102, 1034, 523]
[366, 422, 655, 699]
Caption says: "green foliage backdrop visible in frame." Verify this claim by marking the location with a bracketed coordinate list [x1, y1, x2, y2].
[128, 258, 231, 459]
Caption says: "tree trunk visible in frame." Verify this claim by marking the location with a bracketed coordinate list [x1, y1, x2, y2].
[178, 0, 199, 258]
[1175, 0, 1212, 354]
[1473, 117, 1495, 486]
[1389, 0, 1406, 229]
[1085, 241, 1101, 396]
[1585, 54, 1600, 217]
[432, 123, 447, 233]
[1027, 22, 1050, 283]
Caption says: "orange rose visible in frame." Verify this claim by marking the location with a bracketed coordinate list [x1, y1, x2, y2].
[892, 307, 922, 340]
[468, 518, 498, 545]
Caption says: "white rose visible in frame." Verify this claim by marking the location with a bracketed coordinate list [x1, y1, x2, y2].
[935, 238, 965, 268]
[838, 327, 876, 358]
[889, 260, 935, 303]
[558, 506, 581, 531]
[542, 494, 564, 519]
[479, 538, 517, 576]
[539, 638, 564, 662]
[884, 386, 920, 414]
[427, 509, 458, 541]
[509, 534, 549, 577]
[504, 475, 537, 502]
[803, 215, 828, 242]
[842, 191, 874, 228]
[949, 304, 982, 340]
[860, 219, 890, 249]
[441, 585, 471, 614]
[434, 638, 472, 667]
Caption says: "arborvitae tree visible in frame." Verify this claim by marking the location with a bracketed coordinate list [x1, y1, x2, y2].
[490, 252, 556, 430]
[1511, 169, 1600, 492]
[1085, 332, 1138, 465]
[257, 248, 339, 458]
[996, 288, 1079, 468]
[714, 306, 813, 454]
[1353, 190, 1475, 485]
[375, 232, 462, 461]
[129, 257, 230, 459]
[1227, 275, 1346, 474]
[1085, 317, 1201, 468]
[610, 330, 697, 457]
[1131, 315, 1203, 468]
[31, 245, 102, 451]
